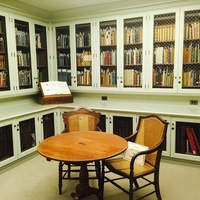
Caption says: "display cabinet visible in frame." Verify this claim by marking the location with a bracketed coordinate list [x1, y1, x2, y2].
[34, 23, 49, 83]
[98, 19, 118, 88]
[179, 7, 200, 93]
[75, 22, 92, 87]
[0, 15, 10, 93]
[171, 117, 200, 161]
[14, 18, 33, 90]
[55, 25, 71, 86]
[148, 9, 179, 93]
[122, 14, 146, 91]
[0, 120, 18, 167]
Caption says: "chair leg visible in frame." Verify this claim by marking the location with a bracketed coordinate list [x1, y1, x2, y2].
[58, 161, 63, 195]
[101, 160, 105, 195]
[68, 163, 71, 178]
[129, 177, 134, 200]
[155, 172, 162, 200]
[95, 161, 101, 190]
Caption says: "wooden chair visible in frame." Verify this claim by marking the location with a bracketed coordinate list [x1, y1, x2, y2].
[58, 107, 101, 195]
[102, 115, 168, 200]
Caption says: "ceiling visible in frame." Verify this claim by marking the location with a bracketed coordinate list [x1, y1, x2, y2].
[15, 0, 136, 12]
[10, 0, 200, 12]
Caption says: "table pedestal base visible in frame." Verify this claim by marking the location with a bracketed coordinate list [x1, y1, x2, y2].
[72, 163, 102, 200]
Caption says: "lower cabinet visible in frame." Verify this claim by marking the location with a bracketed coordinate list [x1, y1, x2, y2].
[171, 117, 200, 162]
[1, 107, 200, 168]
[0, 110, 57, 168]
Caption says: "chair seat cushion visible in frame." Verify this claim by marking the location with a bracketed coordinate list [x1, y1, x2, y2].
[105, 157, 155, 178]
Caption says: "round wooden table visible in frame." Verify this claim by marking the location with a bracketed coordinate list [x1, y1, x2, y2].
[38, 131, 128, 200]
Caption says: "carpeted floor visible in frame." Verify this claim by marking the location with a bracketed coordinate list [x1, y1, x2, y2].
[0, 153, 200, 200]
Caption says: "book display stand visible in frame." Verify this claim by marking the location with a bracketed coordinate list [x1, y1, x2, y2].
[39, 81, 73, 105]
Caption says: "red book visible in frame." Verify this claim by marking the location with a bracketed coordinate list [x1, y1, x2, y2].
[190, 127, 200, 153]
[186, 127, 198, 155]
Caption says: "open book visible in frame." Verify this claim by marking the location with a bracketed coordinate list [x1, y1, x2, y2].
[40, 81, 71, 96]
[123, 141, 148, 166]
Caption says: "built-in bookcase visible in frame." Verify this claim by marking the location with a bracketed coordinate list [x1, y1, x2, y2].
[15, 19, 32, 89]
[56, 26, 71, 86]
[123, 17, 143, 88]
[182, 9, 200, 89]
[35, 24, 48, 83]
[100, 20, 117, 87]
[152, 12, 176, 89]
[0, 15, 10, 92]
[75, 23, 92, 86]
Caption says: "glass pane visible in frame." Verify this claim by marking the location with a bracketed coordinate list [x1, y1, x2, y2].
[35, 24, 48, 83]
[0, 16, 10, 92]
[153, 13, 175, 88]
[124, 17, 143, 88]
[182, 10, 200, 89]
[15, 19, 32, 89]
[56, 26, 71, 86]
[100, 20, 117, 87]
[76, 23, 92, 86]
[0, 125, 13, 161]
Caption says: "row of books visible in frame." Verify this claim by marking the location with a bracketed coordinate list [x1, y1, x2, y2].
[0, 71, 7, 87]
[184, 22, 200, 40]
[185, 127, 200, 155]
[57, 69, 71, 85]
[0, 55, 6, 69]
[76, 50, 91, 66]
[101, 69, 117, 86]
[154, 24, 175, 42]
[100, 50, 116, 66]
[15, 28, 30, 46]
[18, 69, 31, 86]
[17, 51, 31, 67]
[182, 70, 200, 87]
[153, 67, 174, 87]
[35, 33, 42, 48]
[77, 68, 91, 85]
[124, 48, 142, 65]
[58, 53, 70, 67]
[100, 27, 117, 46]
[57, 34, 70, 48]
[154, 46, 174, 64]
[76, 32, 91, 47]
[124, 69, 142, 87]
[124, 26, 143, 44]
[183, 43, 200, 64]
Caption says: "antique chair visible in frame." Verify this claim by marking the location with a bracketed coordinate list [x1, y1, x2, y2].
[58, 107, 101, 194]
[102, 114, 168, 200]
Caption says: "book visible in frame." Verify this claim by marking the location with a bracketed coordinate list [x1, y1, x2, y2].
[40, 81, 71, 96]
[123, 141, 148, 166]
[185, 127, 199, 155]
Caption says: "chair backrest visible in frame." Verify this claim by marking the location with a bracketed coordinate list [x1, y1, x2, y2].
[135, 115, 168, 166]
[62, 107, 101, 132]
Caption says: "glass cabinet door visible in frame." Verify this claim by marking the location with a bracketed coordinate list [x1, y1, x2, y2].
[15, 19, 32, 90]
[123, 16, 144, 89]
[56, 26, 71, 86]
[181, 9, 200, 91]
[0, 15, 10, 92]
[99, 20, 117, 88]
[150, 12, 177, 91]
[34, 24, 48, 83]
[75, 23, 92, 87]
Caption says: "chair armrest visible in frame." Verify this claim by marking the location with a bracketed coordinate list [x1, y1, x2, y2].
[130, 139, 164, 168]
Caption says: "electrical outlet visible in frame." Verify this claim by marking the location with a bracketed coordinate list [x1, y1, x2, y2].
[101, 96, 107, 101]
[190, 100, 198, 105]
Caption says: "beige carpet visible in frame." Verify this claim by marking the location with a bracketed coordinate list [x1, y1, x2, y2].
[0, 153, 200, 200]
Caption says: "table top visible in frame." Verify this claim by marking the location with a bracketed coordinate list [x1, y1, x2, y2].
[38, 131, 128, 163]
